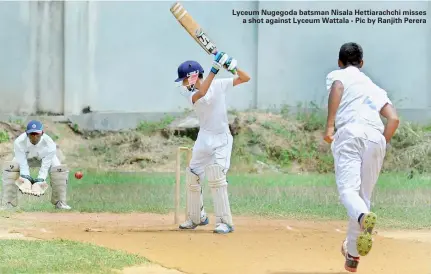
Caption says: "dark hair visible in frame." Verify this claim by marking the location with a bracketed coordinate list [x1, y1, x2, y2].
[339, 42, 363, 67]
[198, 73, 203, 79]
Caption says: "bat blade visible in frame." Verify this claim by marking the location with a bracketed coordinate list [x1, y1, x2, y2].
[170, 2, 218, 55]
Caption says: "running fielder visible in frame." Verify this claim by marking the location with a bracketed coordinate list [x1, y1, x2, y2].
[175, 52, 250, 233]
[1, 120, 71, 210]
[324, 42, 400, 272]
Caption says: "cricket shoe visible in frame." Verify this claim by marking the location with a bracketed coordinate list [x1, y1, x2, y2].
[213, 223, 234, 234]
[341, 240, 360, 272]
[357, 212, 377, 256]
[55, 201, 71, 210]
[179, 216, 209, 229]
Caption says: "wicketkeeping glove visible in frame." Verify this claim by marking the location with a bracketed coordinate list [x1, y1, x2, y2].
[21, 174, 35, 184]
[15, 176, 33, 195]
[31, 179, 49, 197]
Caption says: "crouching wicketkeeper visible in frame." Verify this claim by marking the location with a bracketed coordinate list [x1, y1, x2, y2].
[1, 120, 71, 210]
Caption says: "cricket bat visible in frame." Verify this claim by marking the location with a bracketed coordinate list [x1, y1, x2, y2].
[170, 2, 237, 74]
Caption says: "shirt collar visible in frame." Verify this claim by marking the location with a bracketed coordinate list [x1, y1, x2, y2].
[344, 66, 360, 72]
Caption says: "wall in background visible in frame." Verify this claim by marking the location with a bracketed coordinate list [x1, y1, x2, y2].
[0, 1, 429, 123]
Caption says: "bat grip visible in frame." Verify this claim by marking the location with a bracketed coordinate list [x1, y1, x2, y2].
[229, 68, 238, 75]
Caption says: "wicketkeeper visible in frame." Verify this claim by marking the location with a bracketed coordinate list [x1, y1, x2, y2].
[1, 120, 71, 210]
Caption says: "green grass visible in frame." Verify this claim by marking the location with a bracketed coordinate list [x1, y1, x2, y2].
[0, 239, 147, 274]
[136, 115, 175, 134]
[12, 170, 431, 229]
[0, 130, 10, 143]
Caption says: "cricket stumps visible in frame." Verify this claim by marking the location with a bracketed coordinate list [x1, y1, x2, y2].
[174, 146, 192, 224]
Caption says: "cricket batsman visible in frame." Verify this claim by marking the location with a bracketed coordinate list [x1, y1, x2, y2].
[324, 42, 400, 272]
[175, 52, 250, 233]
[1, 120, 71, 210]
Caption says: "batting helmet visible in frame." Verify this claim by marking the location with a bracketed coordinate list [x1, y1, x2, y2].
[175, 60, 204, 82]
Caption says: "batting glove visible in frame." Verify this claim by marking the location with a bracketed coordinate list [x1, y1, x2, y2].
[224, 57, 237, 74]
[211, 52, 229, 74]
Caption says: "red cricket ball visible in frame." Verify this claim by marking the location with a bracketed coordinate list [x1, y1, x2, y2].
[75, 171, 83, 179]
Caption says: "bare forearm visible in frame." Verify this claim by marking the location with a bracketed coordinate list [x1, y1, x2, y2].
[326, 81, 343, 127]
[326, 99, 338, 127]
[232, 68, 251, 86]
[380, 103, 400, 143]
[192, 72, 216, 103]
[383, 118, 400, 143]
[236, 68, 250, 82]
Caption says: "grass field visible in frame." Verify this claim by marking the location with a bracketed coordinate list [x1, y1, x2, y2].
[0, 239, 147, 274]
[4, 170, 429, 273]
[1, 111, 430, 273]
[14, 170, 431, 230]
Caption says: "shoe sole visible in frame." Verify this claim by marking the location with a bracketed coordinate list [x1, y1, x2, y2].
[345, 265, 358, 272]
[213, 229, 233, 234]
[357, 212, 377, 256]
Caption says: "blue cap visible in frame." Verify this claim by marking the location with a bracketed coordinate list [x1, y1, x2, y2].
[175, 60, 204, 82]
[26, 120, 43, 134]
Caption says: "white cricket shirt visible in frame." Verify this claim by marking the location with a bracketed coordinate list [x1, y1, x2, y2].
[13, 132, 57, 179]
[185, 78, 233, 134]
[326, 66, 392, 134]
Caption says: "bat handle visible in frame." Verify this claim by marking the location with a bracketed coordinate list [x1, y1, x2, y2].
[229, 68, 238, 75]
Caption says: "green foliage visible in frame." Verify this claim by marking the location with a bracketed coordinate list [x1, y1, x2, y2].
[8, 118, 25, 130]
[70, 123, 80, 134]
[231, 104, 333, 173]
[2, 103, 428, 175]
[0, 130, 9, 143]
[390, 121, 423, 149]
[230, 103, 431, 174]
[136, 115, 175, 134]
[383, 120, 431, 174]
[295, 102, 326, 132]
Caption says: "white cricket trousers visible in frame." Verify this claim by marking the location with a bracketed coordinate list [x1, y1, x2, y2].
[331, 124, 386, 257]
[188, 129, 233, 219]
[189, 130, 233, 181]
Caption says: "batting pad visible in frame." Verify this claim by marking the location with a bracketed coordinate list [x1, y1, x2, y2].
[2, 161, 20, 206]
[205, 164, 233, 226]
[186, 168, 202, 224]
[49, 165, 69, 205]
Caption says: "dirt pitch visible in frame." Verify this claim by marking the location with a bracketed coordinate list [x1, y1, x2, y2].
[1, 212, 430, 274]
